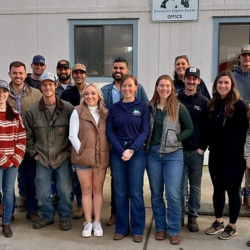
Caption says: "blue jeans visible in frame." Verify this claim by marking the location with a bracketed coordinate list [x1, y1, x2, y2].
[146, 146, 183, 236]
[35, 159, 73, 221]
[181, 150, 204, 218]
[0, 166, 18, 225]
[21, 155, 38, 215]
[110, 142, 146, 235]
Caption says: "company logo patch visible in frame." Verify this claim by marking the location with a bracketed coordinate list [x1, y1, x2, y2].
[189, 67, 197, 73]
[58, 127, 64, 133]
[59, 60, 67, 65]
[132, 109, 142, 117]
[194, 105, 201, 111]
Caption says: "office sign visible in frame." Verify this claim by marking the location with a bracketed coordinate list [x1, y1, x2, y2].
[152, 0, 199, 22]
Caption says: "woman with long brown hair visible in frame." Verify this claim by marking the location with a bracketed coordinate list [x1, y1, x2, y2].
[0, 80, 26, 237]
[200, 70, 249, 240]
[69, 83, 109, 238]
[145, 74, 193, 245]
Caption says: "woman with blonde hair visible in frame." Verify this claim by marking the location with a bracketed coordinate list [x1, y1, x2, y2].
[146, 74, 193, 245]
[69, 83, 109, 238]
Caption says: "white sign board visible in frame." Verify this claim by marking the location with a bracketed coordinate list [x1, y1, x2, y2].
[152, 0, 199, 22]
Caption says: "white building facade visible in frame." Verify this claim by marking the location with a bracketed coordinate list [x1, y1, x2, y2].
[0, 0, 250, 96]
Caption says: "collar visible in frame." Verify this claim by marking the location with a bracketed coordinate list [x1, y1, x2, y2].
[10, 83, 26, 96]
[39, 96, 64, 111]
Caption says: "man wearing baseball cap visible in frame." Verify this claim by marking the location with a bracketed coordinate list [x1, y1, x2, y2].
[61, 63, 87, 107]
[56, 60, 74, 97]
[233, 44, 250, 104]
[25, 72, 74, 231]
[61, 63, 87, 220]
[178, 66, 209, 232]
[25, 55, 46, 89]
[233, 44, 250, 213]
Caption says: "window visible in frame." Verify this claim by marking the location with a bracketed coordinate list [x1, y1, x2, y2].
[218, 24, 250, 73]
[69, 19, 138, 81]
[213, 17, 250, 80]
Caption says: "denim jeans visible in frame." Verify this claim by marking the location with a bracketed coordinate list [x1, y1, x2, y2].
[35, 158, 73, 221]
[146, 146, 183, 236]
[0, 166, 18, 225]
[72, 169, 82, 208]
[110, 141, 146, 235]
[20, 154, 38, 215]
[181, 150, 204, 218]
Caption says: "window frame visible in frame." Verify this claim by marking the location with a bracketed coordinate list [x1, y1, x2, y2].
[213, 16, 250, 81]
[69, 19, 138, 82]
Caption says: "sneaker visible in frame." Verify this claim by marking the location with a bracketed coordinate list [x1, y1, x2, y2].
[17, 195, 26, 208]
[33, 219, 54, 229]
[206, 220, 224, 235]
[60, 219, 71, 231]
[188, 216, 199, 232]
[93, 221, 103, 237]
[218, 224, 237, 240]
[82, 222, 93, 238]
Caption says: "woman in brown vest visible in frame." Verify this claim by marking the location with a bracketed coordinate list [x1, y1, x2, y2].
[69, 83, 109, 238]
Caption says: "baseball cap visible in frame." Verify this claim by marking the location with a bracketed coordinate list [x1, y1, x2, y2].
[0, 80, 10, 91]
[57, 60, 70, 69]
[240, 44, 250, 55]
[32, 55, 45, 65]
[40, 72, 56, 83]
[72, 63, 87, 73]
[185, 67, 200, 78]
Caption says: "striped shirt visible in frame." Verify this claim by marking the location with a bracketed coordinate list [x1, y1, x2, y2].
[0, 110, 26, 169]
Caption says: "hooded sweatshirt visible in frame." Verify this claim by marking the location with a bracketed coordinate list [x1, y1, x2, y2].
[174, 76, 211, 100]
[233, 65, 250, 104]
[178, 89, 208, 150]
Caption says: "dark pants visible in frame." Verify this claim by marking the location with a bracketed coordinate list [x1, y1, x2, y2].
[181, 150, 204, 218]
[110, 175, 116, 214]
[209, 154, 245, 224]
[21, 155, 38, 215]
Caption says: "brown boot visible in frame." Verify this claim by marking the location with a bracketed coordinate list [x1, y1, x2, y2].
[73, 207, 84, 219]
[3, 224, 12, 238]
[106, 214, 115, 226]
[26, 213, 40, 223]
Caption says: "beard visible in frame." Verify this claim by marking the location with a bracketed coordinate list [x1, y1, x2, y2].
[112, 72, 123, 81]
[57, 74, 71, 81]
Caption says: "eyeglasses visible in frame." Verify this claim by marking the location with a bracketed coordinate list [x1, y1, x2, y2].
[175, 55, 189, 62]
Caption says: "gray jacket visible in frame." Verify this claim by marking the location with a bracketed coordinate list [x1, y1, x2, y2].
[233, 65, 250, 104]
[244, 122, 250, 159]
[145, 102, 183, 154]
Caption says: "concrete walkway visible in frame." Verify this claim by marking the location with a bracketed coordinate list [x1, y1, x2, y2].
[0, 167, 250, 250]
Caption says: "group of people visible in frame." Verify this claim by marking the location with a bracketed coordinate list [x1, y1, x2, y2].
[0, 43, 250, 247]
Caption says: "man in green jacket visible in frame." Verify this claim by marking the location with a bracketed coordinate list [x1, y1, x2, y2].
[25, 72, 74, 231]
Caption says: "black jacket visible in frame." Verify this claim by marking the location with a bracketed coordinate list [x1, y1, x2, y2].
[178, 90, 208, 150]
[60, 86, 80, 107]
[200, 99, 248, 166]
[174, 76, 211, 100]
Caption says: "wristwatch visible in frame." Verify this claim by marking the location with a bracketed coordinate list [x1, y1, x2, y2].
[129, 149, 134, 154]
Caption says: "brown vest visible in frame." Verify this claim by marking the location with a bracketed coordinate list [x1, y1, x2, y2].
[71, 104, 109, 171]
